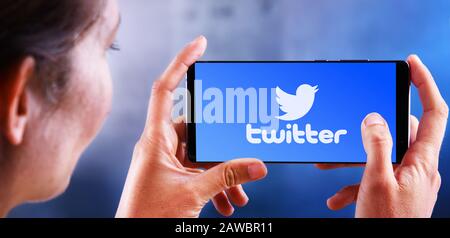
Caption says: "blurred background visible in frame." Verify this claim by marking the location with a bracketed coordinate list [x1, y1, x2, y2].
[9, 0, 450, 217]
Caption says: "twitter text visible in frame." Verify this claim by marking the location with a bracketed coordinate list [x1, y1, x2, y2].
[246, 123, 348, 144]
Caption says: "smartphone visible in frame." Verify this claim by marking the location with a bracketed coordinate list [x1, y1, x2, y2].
[187, 60, 410, 163]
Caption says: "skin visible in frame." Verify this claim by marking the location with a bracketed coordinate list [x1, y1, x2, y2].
[115, 36, 267, 218]
[0, 0, 118, 215]
[0, 0, 446, 218]
[316, 55, 448, 217]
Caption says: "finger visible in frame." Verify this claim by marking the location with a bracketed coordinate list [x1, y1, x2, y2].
[192, 159, 267, 201]
[361, 113, 396, 182]
[161, 36, 207, 91]
[410, 115, 419, 144]
[173, 116, 188, 164]
[147, 36, 207, 123]
[225, 185, 249, 207]
[173, 116, 186, 143]
[327, 184, 359, 210]
[211, 191, 234, 217]
[175, 141, 187, 164]
[315, 164, 364, 170]
[408, 55, 448, 156]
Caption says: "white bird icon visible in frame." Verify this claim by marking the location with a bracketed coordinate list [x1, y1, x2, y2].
[276, 84, 319, 121]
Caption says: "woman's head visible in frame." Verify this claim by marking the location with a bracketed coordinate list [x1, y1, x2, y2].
[0, 0, 119, 206]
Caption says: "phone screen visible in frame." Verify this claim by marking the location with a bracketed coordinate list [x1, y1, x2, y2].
[187, 61, 409, 163]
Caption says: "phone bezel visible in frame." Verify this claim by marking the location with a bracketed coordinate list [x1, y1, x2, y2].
[187, 60, 410, 164]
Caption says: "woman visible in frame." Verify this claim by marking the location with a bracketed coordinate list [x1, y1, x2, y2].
[0, 0, 447, 218]
[0, 0, 267, 218]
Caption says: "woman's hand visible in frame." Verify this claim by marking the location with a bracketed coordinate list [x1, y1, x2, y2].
[116, 36, 267, 218]
[316, 55, 448, 217]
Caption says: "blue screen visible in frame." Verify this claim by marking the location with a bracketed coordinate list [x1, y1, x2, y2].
[194, 62, 396, 163]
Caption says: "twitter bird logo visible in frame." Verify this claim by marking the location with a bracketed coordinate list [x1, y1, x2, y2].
[276, 84, 319, 121]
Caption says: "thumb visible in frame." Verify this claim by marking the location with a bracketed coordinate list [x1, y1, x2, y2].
[192, 159, 267, 201]
[361, 113, 395, 181]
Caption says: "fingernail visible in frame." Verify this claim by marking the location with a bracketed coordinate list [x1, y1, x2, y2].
[191, 35, 205, 44]
[364, 113, 385, 126]
[413, 54, 422, 64]
[189, 36, 206, 56]
[228, 207, 235, 216]
[242, 193, 249, 204]
[247, 162, 267, 180]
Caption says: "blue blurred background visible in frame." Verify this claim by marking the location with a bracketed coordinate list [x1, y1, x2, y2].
[9, 0, 450, 217]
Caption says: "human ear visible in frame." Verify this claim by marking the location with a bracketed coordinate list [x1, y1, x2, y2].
[0, 57, 35, 145]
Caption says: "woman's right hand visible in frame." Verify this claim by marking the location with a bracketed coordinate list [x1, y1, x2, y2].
[116, 36, 268, 218]
[316, 55, 448, 217]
